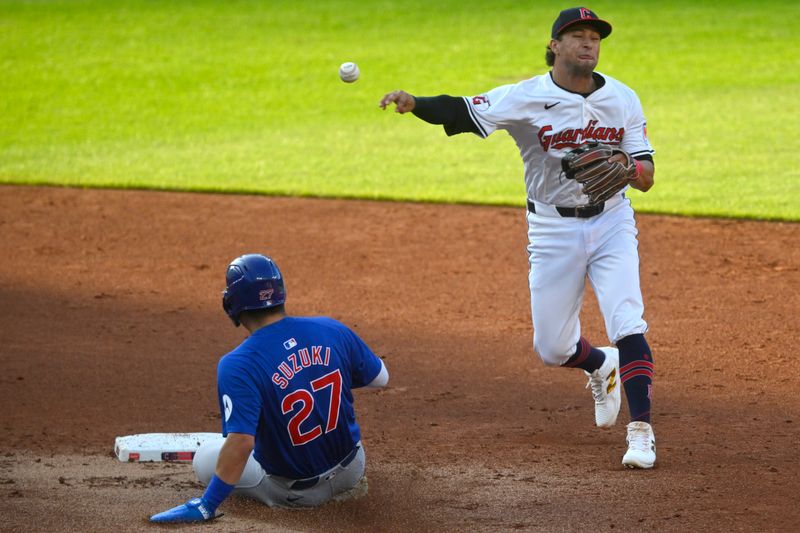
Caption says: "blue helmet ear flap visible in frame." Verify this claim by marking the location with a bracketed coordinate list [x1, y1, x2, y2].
[222, 288, 240, 326]
[222, 255, 286, 326]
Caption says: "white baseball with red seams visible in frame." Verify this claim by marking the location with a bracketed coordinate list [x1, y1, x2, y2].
[464, 71, 654, 364]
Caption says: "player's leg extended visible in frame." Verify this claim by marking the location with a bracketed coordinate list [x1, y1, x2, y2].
[585, 202, 652, 420]
[587, 201, 656, 467]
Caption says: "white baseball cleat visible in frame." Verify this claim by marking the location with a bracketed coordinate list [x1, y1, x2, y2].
[622, 421, 656, 469]
[584, 347, 621, 428]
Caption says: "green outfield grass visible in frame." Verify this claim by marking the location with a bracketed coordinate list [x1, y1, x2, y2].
[1, 0, 798, 220]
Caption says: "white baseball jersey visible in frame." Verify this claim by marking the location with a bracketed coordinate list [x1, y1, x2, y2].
[464, 71, 654, 206]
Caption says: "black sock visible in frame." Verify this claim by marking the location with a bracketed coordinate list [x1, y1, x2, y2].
[617, 334, 654, 423]
[561, 337, 606, 373]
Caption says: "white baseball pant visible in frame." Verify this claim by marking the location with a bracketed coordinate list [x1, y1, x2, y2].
[192, 439, 366, 508]
[526, 195, 648, 365]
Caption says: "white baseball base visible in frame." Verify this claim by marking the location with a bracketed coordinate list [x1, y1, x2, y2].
[114, 432, 224, 462]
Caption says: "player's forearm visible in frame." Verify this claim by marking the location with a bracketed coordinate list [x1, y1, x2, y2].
[629, 159, 654, 192]
[411, 95, 459, 124]
[215, 432, 254, 485]
[379, 90, 479, 135]
[412, 95, 480, 136]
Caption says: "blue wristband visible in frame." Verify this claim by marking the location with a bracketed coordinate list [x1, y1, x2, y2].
[201, 475, 235, 513]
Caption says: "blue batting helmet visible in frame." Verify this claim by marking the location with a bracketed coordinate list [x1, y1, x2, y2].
[222, 254, 286, 327]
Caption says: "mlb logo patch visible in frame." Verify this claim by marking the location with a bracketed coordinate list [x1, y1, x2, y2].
[283, 338, 297, 350]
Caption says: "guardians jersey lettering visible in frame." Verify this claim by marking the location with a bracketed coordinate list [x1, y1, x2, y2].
[538, 119, 624, 151]
[272, 345, 332, 389]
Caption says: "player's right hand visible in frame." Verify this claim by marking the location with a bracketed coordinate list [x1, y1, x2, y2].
[150, 497, 220, 523]
[379, 90, 416, 113]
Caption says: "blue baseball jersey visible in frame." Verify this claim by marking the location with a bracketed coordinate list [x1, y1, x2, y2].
[216, 316, 383, 480]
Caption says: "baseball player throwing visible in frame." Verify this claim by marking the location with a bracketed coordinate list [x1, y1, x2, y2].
[380, 7, 656, 468]
[151, 254, 389, 522]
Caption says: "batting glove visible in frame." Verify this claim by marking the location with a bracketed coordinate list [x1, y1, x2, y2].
[150, 497, 221, 523]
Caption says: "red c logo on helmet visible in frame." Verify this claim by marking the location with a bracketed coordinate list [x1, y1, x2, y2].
[259, 289, 274, 301]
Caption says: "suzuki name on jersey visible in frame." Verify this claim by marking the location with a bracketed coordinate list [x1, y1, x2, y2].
[538, 119, 624, 152]
[272, 346, 332, 389]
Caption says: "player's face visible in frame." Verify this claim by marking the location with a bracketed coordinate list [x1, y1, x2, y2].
[552, 26, 601, 75]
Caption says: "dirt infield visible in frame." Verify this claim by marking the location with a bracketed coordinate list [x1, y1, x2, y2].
[1, 185, 798, 532]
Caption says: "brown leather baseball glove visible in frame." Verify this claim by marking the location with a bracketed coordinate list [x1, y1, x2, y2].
[561, 142, 637, 205]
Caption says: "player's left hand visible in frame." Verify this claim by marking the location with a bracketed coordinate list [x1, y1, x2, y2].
[150, 497, 221, 523]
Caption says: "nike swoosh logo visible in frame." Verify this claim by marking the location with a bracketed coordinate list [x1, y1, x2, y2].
[544, 102, 560, 110]
[287, 496, 302, 503]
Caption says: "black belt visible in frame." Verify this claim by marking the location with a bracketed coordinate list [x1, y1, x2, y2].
[526, 199, 604, 218]
[289, 446, 360, 491]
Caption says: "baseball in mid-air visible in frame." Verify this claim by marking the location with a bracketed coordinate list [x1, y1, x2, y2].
[339, 61, 360, 83]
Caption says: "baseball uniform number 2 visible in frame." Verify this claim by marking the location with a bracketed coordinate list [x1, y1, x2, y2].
[281, 370, 343, 446]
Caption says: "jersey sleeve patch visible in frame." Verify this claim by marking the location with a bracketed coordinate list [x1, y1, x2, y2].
[218, 357, 262, 436]
[470, 94, 491, 111]
[223, 394, 233, 422]
[464, 96, 489, 138]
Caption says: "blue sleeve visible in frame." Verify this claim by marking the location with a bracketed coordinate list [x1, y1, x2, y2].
[339, 325, 383, 388]
[217, 356, 262, 436]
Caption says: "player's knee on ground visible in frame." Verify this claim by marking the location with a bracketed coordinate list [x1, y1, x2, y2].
[192, 438, 224, 486]
[533, 337, 575, 366]
[192, 437, 265, 489]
